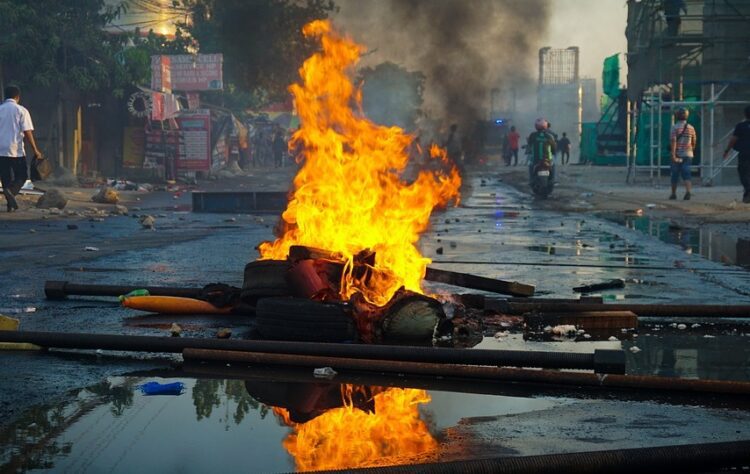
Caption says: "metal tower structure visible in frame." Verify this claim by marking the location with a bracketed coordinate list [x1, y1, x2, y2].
[624, 0, 750, 184]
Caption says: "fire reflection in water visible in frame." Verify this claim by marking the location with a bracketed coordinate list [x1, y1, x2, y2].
[245, 381, 437, 471]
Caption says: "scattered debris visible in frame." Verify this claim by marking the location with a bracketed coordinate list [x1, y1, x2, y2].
[169, 323, 182, 337]
[140, 215, 156, 230]
[313, 367, 337, 379]
[35, 188, 68, 209]
[216, 328, 232, 339]
[84, 246, 99, 252]
[139, 381, 185, 396]
[608, 336, 619, 341]
[677, 323, 687, 330]
[573, 279, 625, 293]
[629, 346, 642, 353]
[493, 330, 510, 339]
[113, 204, 129, 215]
[551, 325, 577, 337]
[92, 187, 119, 204]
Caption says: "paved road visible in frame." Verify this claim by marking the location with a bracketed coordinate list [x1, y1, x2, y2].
[1, 169, 749, 471]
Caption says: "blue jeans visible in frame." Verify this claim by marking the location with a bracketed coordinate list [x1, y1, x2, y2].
[670, 159, 691, 184]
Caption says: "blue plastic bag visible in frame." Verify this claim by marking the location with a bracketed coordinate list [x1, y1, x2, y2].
[139, 381, 185, 396]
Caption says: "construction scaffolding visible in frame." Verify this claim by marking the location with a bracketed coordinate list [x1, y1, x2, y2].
[538, 47, 580, 86]
[538, 47, 584, 145]
[623, 0, 750, 185]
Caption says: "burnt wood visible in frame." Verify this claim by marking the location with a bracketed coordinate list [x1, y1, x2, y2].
[424, 267, 535, 297]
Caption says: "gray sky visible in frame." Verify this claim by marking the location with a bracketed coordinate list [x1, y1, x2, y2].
[542, 0, 628, 83]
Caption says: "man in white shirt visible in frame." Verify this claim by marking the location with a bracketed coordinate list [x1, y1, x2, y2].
[0, 85, 42, 212]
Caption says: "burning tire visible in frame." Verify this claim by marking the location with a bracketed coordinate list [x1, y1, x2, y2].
[241, 260, 291, 305]
[254, 297, 358, 342]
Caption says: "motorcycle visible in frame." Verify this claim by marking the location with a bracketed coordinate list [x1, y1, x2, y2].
[524, 145, 555, 198]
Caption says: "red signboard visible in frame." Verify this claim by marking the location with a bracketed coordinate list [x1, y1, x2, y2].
[151, 54, 223, 92]
[176, 110, 211, 171]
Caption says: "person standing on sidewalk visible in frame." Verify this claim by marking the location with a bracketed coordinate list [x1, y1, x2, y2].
[723, 105, 750, 203]
[558, 132, 571, 165]
[0, 85, 42, 212]
[669, 107, 696, 200]
[507, 126, 520, 166]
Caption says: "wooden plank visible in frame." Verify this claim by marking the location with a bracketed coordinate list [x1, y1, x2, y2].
[424, 267, 535, 297]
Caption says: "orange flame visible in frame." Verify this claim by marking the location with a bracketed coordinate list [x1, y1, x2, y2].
[258, 20, 461, 306]
[275, 386, 437, 471]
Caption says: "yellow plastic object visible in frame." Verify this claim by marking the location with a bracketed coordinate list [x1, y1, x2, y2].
[0, 315, 19, 331]
[0, 315, 43, 351]
[0, 342, 43, 351]
[121, 296, 232, 315]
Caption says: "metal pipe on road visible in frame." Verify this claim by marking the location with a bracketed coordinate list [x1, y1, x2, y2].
[315, 440, 750, 473]
[183, 349, 619, 380]
[173, 363, 750, 407]
[0, 330, 624, 373]
[44, 280, 203, 300]
[183, 349, 750, 396]
[489, 300, 750, 318]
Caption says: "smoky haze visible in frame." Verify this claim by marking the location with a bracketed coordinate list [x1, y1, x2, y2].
[334, 0, 551, 128]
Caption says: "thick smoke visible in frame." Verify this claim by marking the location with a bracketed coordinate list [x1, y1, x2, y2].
[334, 0, 551, 127]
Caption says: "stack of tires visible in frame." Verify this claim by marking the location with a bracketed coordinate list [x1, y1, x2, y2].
[242, 261, 357, 343]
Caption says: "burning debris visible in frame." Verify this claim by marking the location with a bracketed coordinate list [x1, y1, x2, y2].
[243, 20, 463, 344]
[257, 20, 461, 307]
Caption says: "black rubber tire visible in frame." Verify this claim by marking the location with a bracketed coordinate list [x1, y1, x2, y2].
[241, 260, 291, 304]
[254, 297, 358, 342]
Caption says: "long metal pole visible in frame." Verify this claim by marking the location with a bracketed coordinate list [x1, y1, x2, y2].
[0, 331, 624, 373]
[701, 100, 706, 182]
[44, 280, 204, 299]
[319, 441, 750, 474]
[176, 363, 750, 407]
[183, 349, 750, 396]
[488, 301, 750, 318]
[657, 93, 663, 183]
[710, 83, 715, 182]
[650, 94, 655, 181]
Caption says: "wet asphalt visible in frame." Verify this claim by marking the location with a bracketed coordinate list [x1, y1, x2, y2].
[1, 169, 749, 472]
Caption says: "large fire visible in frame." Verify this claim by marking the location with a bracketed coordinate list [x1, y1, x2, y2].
[258, 19, 461, 306]
[275, 385, 437, 471]
[259, 19, 455, 470]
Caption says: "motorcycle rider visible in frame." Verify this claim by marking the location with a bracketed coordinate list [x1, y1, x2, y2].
[527, 117, 557, 181]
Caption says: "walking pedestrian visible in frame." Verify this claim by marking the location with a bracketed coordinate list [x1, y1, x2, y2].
[723, 105, 750, 203]
[669, 107, 697, 200]
[558, 132, 571, 165]
[0, 85, 42, 212]
[444, 124, 462, 163]
[272, 129, 286, 168]
[508, 126, 520, 166]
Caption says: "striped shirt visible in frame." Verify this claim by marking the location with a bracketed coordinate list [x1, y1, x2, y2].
[671, 121, 696, 158]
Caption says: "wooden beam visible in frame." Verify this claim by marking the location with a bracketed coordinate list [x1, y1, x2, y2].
[424, 267, 535, 297]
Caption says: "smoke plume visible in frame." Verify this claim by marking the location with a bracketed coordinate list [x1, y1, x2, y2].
[334, 0, 551, 127]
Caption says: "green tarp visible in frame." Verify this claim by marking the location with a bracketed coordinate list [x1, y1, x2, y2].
[603, 54, 620, 99]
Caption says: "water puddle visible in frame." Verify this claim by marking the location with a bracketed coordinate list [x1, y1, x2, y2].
[0, 374, 561, 473]
[601, 213, 750, 270]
